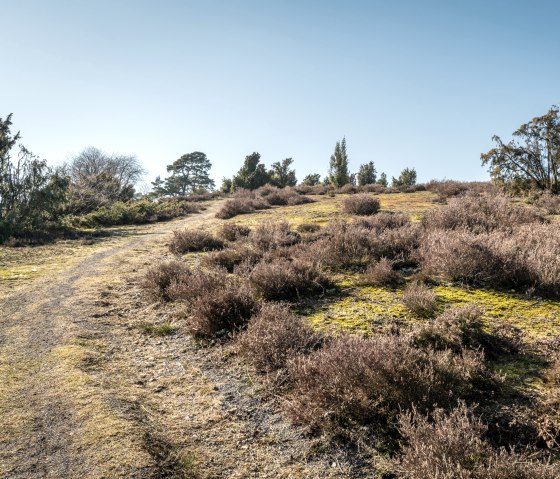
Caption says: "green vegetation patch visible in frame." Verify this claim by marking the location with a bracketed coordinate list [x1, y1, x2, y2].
[306, 279, 560, 340]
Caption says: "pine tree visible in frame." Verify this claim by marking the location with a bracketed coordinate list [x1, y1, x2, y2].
[357, 161, 377, 186]
[231, 152, 270, 190]
[392, 167, 417, 187]
[328, 137, 350, 187]
[377, 172, 388, 187]
[269, 158, 297, 187]
[163, 152, 215, 196]
[301, 173, 321, 186]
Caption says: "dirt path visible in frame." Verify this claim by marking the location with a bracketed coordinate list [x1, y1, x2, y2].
[0, 202, 357, 479]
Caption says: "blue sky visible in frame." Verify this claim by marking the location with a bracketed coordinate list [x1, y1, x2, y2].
[2, 0, 559, 187]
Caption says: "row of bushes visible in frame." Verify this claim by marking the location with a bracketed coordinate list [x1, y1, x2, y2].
[72, 198, 201, 227]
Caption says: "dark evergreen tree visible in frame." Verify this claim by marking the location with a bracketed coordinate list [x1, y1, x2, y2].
[164, 151, 215, 196]
[328, 137, 350, 187]
[269, 158, 297, 187]
[231, 152, 270, 190]
[392, 167, 417, 187]
[377, 172, 388, 187]
[0, 113, 68, 240]
[150, 176, 167, 197]
[301, 173, 321, 186]
[357, 161, 377, 186]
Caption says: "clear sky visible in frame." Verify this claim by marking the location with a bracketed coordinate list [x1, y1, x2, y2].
[2, 0, 559, 187]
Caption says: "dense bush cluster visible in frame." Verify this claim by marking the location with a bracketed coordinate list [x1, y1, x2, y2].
[76, 198, 200, 227]
[286, 334, 486, 432]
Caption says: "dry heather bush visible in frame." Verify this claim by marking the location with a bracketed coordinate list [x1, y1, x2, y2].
[169, 229, 224, 253]
[398, 403, 559, 479]
[201, 246, 261, 273]
[536, 192, 560, 215]
[422, 194, 545, 233]
[236, 303, 323, 373]
[249, 258, 330, 301]
[414, 305, 521, 364]
[301, 221, 419, 269]
[215, 197, 270, 219]
[343, 194, 381, 215]
[419, 230, 501, 284]
[354, 211, 410, 231]
[359, 258, 404, 287]
[184, 278, 259, 339]
[296, 222, 321, 233]
[402, 282, 438, 318]
[217, 223, 251, 241]
[263, 187, 313, 206]
[168, 269, 259, 338]
[141, 260, 192, 301]
[421, 223, 560, 294]
[286, 334, 485, 434]
[337, 183, 358, 194]
[249, 221, 301, 251]
[493, 223, 560, 294]
[413, 304, 486, 353]
[166, 267, 227, 303]
[303, 221, 372, 268]
[360, 183, 386, 194]
[425, 179, 470, 203]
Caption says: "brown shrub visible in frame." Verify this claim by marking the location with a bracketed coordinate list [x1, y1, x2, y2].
[360, 183, 386, 194]
[536, 192, 560, 215]
[141, 260, 192, 301]
[300, 221, 419, 270]
[249, 221, 301, 252]
[296, 222, 321, 233]
[422, 194, 545, 234]
[402, 282, 438, 318]
[166, 267, 227, 303]
[202, 246, 261, 273]
[419, 230, 501, 284]
[398, 403, 559, 479]
[286, 335, 485, 434]
[337, 183, 358, 194]
[249, 258, 330, 301]
[425, 179, 470, 203]
[343, 194, 381, 215]
[492, 223, 560, 294]
[217, 223, 251, 241]
[359, 258, 404, 287]
[215, 197, 270, 219]
[186, 280, 259, 339]
[354, 211, 410, 232]
[169, 229, 224, 253]
[236, 303, 323, 373]
[262, 187, 313, 206]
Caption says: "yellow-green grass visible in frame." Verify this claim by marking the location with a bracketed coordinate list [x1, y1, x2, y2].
[306, 279, 560, 341]
[218, 190, 438, 229]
